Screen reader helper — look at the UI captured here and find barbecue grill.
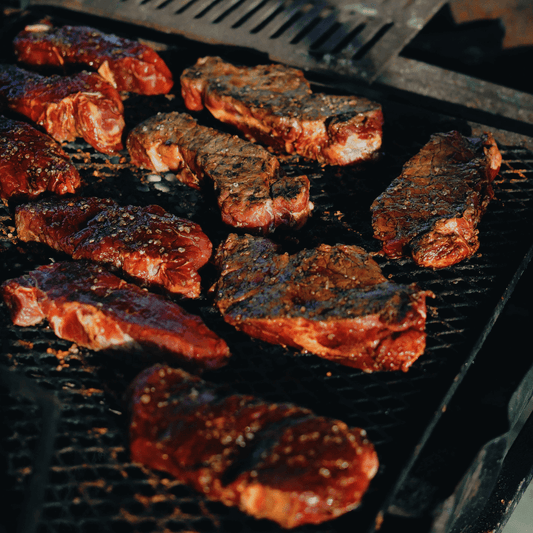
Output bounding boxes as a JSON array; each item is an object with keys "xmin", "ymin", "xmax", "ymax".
[{"xmin": 2, "ymin": 2, "xmax": 533, "ymax": 533}]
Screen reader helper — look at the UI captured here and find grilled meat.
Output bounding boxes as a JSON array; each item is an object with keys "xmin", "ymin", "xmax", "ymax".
[
  {"xmin": 1, "ymin": 262, "xmax": 230, "ymax": 371},
  {"xmin": 212, "ymin": 234, "xmax": 433, "ymax": 372},
  {"xmin": 128, "ymin": 364, "xmax": 378, "ymax": 528},
  {"xmin": 14, "ymin": 24, "xmax": 173, "ymax": 95},
  {"xmin": 0, "ymin": 64, "xmax": 124, "ymax": 154},
  {"xmin": 0, "ymin": 115, "xmax": 81, "ymax": 200},
  {"xmin": 15, "ymin": 197, "xmax": 212, "ymax": 298},
  {"xmin": 180, "ymin": 56, "xmax": 383, "ymax": 166},
  {"xmin": 127, "ymin": 112, "xmax": 311, "ymax": 234},
  {"xmin": 371, "ymin": 131, "xmax": 502, "ymax": 269}
]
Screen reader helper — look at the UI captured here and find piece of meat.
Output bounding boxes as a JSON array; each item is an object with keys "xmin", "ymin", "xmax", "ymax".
[
  {"xmin": 1, "ymin": 262, "xmax": 230, "ymax": 371},
  {"xmin": 127, "ymin": 112, "xmax": 311, "ymax": 234},
  {"xmin": 180, "ymin": 56, "xmax": 383, "ymax": 166},
  {"xmin": 14, "ymin": 24, "xmax": 173, "ymax": 95},
  {"xmin": 371, "ymin": 131, "xmax": 502, "ymax": 269},
  {"xmin": 0, "ymin": 64, "xmax": 124, "ymax": 154},
  {"xmin": 128, "ymin": 364, "xmax": 378, "ymax": 528},
  {"xmin": 15, "ymin": 197, "xmax": 212, "ymax": 298},
  {"xmin": 212, "ymin": 234, "xmax": 434, "ymax": 372},
  {"xmin": 0, "ymin": 115, "xmax": 81, "ymax": 200}
]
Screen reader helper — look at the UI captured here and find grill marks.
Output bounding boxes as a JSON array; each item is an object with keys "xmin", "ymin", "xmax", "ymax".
[
  {"xmin": 180, "ymin": 56, "xmax": 383, "ymax": 166},
  {"xmin": 371, "ymin": 131, "xmax": 502, "ymax": 269},
  {"xmin": 13, "ymin": 24, "xmax": 174, "ymax": 95},
  {"xmin": 128, "ymin": 364, "xmax": 378, "ymax": 528},
  {"xmin": 127, "ymin": 111, "xmax": 311, "ymax": 234},
  {"xmin": 1, "ymin": 262, "xmax": 230, "ymax": 371},
  {"xmin": 0, "ymin": 116, "xmax": 81, "ymax": 200},
  {"xmin": 14, "ymin": 197, "xmax": 212, "ymax": 298},
  {"xmin": 0, "ymin": 64, "xmax": 125, "ymax": 154},
  {"xmin": 213, "ymin": 234, "xmax": 433, "ymax": 372}
]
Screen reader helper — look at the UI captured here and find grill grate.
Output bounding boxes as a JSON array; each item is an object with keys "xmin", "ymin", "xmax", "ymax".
[
  {"xmin": 2, "ymin": 17, "xmax": 533, "ymax": 533},
  {"xmin": 22, "ymin": 0, "xmax": 447, "ymax": 82}
]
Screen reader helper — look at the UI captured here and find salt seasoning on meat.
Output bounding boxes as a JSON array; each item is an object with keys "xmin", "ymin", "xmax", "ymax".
[
  {"xmin": 1, "ymin": 262, "xmax": 230, "ymax": 371},
  {"xmin": 371, "ymin": 130, "xmax": 502, "ymax": 269},
  {"xmin": 128, "ymin": 364, "xmax": 378, "ymax": 528},
  {"xmin": 181, "ymin": 56, "xmax": 383, "ymax": 166},
  {"xmin": 127, "ymin": 112, "xmax": 312, "ymax": 234},
  {"xmin": 0, "ymin": 64, "xmax": 125, "ymax": 154},
  {"xmin": 0, "ymin": 115, "xmax": 81, "ymax": 200},
  {"xmin": 212, "ymin": 234, "xmax": 434, "ymax": 372},
  {"xmin": 14, "ymin": 24, "xmax": 173, "ymax": 95},
  {"xmin": 15, "ymin": 197, "xmax": 212, "ymax": 298}
]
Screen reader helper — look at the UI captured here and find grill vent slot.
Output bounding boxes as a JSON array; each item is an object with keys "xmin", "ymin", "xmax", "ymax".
[{"xmin": 24, "ymin": 0, "xmax": 448, "ymax": 82}]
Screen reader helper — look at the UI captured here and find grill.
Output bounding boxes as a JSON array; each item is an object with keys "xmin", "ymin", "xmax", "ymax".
[{"xmin": 2, "ymin": 3, "xmax": 533, "ymax": 533}]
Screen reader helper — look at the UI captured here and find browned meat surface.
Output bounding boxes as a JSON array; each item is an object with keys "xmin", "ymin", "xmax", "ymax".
[
  {"xmin": 212, "ymin": 234, "xmax": 433, "ymax": 372},
  {"xmin": 180, "ymin": 56, "xmax": 383, "ymax": 166},
  {"xmin": 128, "ymin": 364, "xmax": 378, "ymax": 528},
  {"xmin": 371, "ymin": 131, "xmax": 502, "ymax": 269},
  {"xmin": 15, "ymin": 197, "xmax": 212, "ymax": 298},
  {"xmin": 0, "ymin": 64, "xmax": 124, "ymax": 154},
  {"xmin": 127, "ymin": 112, "xmax": 311, "ymax": 234},
  {"xmin": 1, "ymin": 262, "xmax": 230, "ymax": 371},
  {"xmin": 0, "ymin": 115, "xmax": 81, "ymax": 200},
  {"xmin": 14, "ymin": 24, "xmax": 173, "ymax": 95}
]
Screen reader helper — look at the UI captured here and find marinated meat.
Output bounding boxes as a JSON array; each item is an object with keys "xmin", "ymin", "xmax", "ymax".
[
  {"xmin": 180, "ymin": 56, "xmax": 383, "ymax": 166},
  {"xmin": 127, "ymin": 112, "xmax": 311, "ymax": 234},
  {"xmin": 0, "ymin": 64, "xmax": 124, "ymax": 154},
  {"xmin": 371, "ymin": 131, "xmax": 502, "ymax": 269},
  {"xmin": 15, "ymin": 197, "xmax": 212, "ymax": 298},
  {"xmin": 0, "ymin": 115, "xmax": 81, "ymax": 200},
  {"xmin": 14, "ymin": 24, "xmax": 173, "ymax": 95},
  {"xmin": 212, "ymin": 234, "xmax": 434, "ymax": 372},
  {"xmin": 128, "ymin": 364, "xmax": 378, "ymax": 528},
  {"xmin": 1, "ymin": 262, "xmax": 230, "ymax": 371}
]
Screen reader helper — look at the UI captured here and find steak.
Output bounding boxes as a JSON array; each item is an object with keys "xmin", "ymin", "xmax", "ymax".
[
  {"xmin": 14, "ymin": 24, "xmax": 173, "ymax": 95},
  {"xmin": 180, "ymin": 56, "xmax": 383, "ymax": 166},
  {"xmin": 0, "ymin": 115, "xmax": 81, "ymax": 200},
  {"xmin": 128, "ymin": 364, "xmax": 378, "ymax": 528},
  {"xmin": 15, "ymin": 197, "xmax": 212, "ymax": 298},
  {"xmin": 371, "ymin": 131, "xmax": 502, "ymax": 269},
  {"xmin": 212, "ymin": 234, "xmax": 434, "ymax": 372},
  {"xmin": 0, "ymin": 64, "xmax": 124, "ymax": 154},
  {"xmin": 127, "ymin": 112, "xmax": 312, "ymax": 234},
  {"xmin": 1, "ymin": 262, "xmax": 230, "ymax": 371}
]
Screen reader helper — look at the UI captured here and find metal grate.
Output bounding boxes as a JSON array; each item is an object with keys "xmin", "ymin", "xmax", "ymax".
[
  {"xmin": 21, "ymin": 0, "xmax": 447, "ymax": 82},
  {"xmin": 2, "ymin": 22, "xmax": 533, "ymax": 533}
]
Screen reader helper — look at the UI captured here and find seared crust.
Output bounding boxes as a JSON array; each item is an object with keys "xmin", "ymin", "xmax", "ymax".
[
  {"xmin": 213, "ymin": 234, "xmax": 433, "ymax": 372},
  {"xmin": 128, "ymin": 364, "xmax": 378, "ymax": 528},
  {"xmin": 0, "ymin": 64, "xmax": 124, "ymax": 154},
  {"xmin": 127, "ymin": 112, "xmax": 311, "ymax": 234},
  {"xmin": 15, "ymin": 197, "xmax": 212, "ymax": 298},
  {"xmin": 1, "ymin": 262, "xmax": 230, "ymax": 371},
  {"xmin": 181, "ymin": 56, "xmax": 383, "ymax": 166},
  {"xmin": 14, "ymin": 24, "xmax": 173, "ymax": 95},
  {"xmin": 371, "ymin": 131, "xmax": 502, "ymax": 269},
  {"xmin": 0, "ymin": 115, "xmax": 81, "ymax": 200}
]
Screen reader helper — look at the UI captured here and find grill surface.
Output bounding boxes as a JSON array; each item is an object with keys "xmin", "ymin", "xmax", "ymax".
[{"xmin": 2, "ymin": 8, "xmax": 533, "ymax": 533}]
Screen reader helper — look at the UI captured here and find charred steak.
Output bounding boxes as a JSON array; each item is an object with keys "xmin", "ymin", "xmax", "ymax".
[
  {"xmin": 128, "ymin": 364, "xmax": 378, "ymax": 528},
  {"xmin": 371, "ymin": 131, "xmax": 502, "ymax": 269},
  {"xmin": 0, "ymin": 115, "xmax": 81, "ymax": 200},
  {"xmin": 1, "ymin": 262, "xmax": 230, "ymax": 371},
  {"xmin": 0, "ymin": 64, "xmax": 124, "ymax": 154},
  {"xmin": 15, "ymin": 197, "xmax": 212, "ymax": 298},
  {"xmin": 212, "ymin": 234, "xmax": 433, "ymax": 372},
  {"xmin": 127, "ymin": 112, "xmax": 311, "ymax": 234},
  {"xmin": 181, "ymin": 56, "xmax": 383, "ymax": 166},
  {"xmin": 14, "ymin": 24, "xmax": 173, "ymax": 95}
]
